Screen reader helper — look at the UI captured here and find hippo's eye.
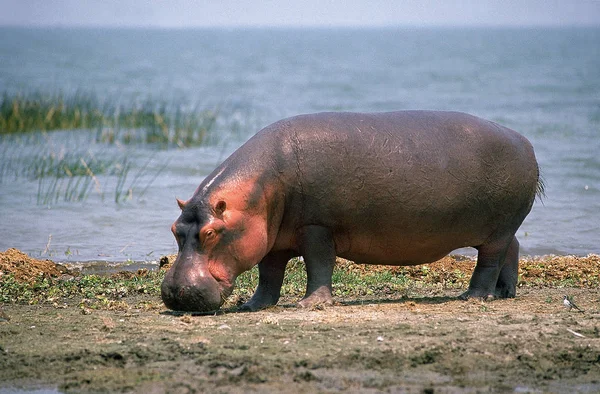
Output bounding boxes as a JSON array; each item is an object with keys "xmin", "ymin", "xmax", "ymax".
[{"xmin": 202, "ymin": 229, "xmax": 216, "ymax": 245}]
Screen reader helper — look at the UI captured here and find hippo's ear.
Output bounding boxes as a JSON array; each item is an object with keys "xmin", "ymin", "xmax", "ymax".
[
  {"xmin": 214, "ymin": 200, "xmax": 227, "ymax": 216},
  {"xmin": 176, "ymin": 198, "xmax": 187, "ymax": 211}
]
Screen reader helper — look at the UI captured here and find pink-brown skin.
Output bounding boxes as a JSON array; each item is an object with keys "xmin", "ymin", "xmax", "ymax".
[{"xmin": 161, "ymin": 111, "xmax": 543, "ymax": 312}]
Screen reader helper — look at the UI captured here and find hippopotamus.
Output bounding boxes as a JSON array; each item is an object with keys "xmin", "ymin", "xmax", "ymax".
[{"xmin": 161, "ymin": 111, "xmax": 542, "ymax": 312}]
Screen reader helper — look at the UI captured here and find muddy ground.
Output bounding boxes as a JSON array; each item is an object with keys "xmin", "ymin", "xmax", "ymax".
[{"xmin": 1, "ymin": 250, "xmax": 600, "ymax": 393}]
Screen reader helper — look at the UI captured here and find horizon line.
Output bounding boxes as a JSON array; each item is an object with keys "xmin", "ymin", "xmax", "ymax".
[{"xmin": 1, "ymin": 23, "xmax": 599, "ymax": 30}]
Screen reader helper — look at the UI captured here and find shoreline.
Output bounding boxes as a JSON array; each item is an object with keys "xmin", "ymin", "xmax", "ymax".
[
  {"xmin": 58, "ymin": 253, "xmax": 600, "ymax": 283},
  {"xmin": 46, "ymin": 251, "xmax": 600, "ymax": 271},
  {"xmin": 2, "ymin": 247, "xmax": 600, "ymax": 282}
]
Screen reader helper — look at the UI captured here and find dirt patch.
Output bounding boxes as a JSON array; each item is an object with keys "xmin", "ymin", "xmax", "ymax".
[
  {"xmin": 1, "ymin": 289, "xmax": 600, "ymax": 393},
  {"xmin": 0, "ymin": 248, "xmax": 73, "ymax": 283}
]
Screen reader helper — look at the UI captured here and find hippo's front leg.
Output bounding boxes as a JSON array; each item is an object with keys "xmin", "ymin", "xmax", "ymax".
[
  {"xmin": 240, "ymin": 251, "xmax": 294, "ymax": 311},
  {"xmin": 297, "ymin": 225, "xmax": 335, "ymax": 308}
]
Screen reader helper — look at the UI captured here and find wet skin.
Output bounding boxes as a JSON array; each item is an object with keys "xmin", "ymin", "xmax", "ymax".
[{"xmin": 161, "ymin": 111, "xmax": 542, "ymax": 312}]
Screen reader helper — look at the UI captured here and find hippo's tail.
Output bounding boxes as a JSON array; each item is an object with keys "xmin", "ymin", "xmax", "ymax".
[{"xmin": 535, "ymin": 167, "xmax": 546, "ymax": 203}]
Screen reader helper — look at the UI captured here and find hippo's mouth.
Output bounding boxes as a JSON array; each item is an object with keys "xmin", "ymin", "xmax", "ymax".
[{"xmin": 161, "ymin": 274, "xmax": 234, "ymax": 312}]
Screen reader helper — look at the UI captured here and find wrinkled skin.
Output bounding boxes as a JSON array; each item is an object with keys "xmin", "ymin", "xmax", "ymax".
[{"xmin": 161, "ymin": 111, "xmax": 542, "ymax": 312}]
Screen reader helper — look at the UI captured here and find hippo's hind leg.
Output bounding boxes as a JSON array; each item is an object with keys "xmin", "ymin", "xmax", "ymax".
[
  {"xmin": 239, "ymin": 250, "xmax": 295, "ymax": 312},
  {"xmin": 297, "ymin": 225, "xmax": 336, "ymax": 309},
  {"xmin": 494, "ymin": 236, "xmax": 519, "ymax": 298},
  {"xmin": 461, "ymin": 234, "xmax": 519, "ymax": 300}
]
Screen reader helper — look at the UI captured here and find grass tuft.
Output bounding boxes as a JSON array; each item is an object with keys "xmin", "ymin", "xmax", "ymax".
[
  {"xmin": 0, "ymin": 270, "xmax": 164, "ymax": 306},
  {"xmin": 1, "ymin": 91, "xmax": 220, "ymax": 147}
]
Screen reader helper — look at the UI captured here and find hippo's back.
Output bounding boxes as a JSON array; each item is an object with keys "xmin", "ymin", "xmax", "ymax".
[{"xmin": 255, "ymin": 111, "xmax": 540, "ymax": 264}]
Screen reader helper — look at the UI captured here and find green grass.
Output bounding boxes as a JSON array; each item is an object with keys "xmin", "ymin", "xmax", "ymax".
[
  {"xmin": 0, "ymin": 260, "xmax": 380, "ymax": 306},
  {"xmin": 0, "ymin": 91, "xmax": 219, "ymax": 147},
  {"xmin": 1, "ymin": 148, "xmax": 117, "ymax": 182},
  {"xmin": 0, "ymin": 270, "xmax": 165, "ymax": 306},
  {"xmin": 0, "ymin": 91, "xmax": 104, "ymax": 133},
  {"xmin": 2, "ymin": 254, "xmax": 599, "ymax": 310},
  {"xmin": 0, "ymin": 259, "xmax": 414, "ymax": 309}
]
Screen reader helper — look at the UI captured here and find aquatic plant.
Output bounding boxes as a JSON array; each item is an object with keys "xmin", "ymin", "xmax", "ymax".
[
  {"xmin": 96, "ymin": 101, "xmax": 219, "ymax": 147},
  {"xmin": 113, "ymin": 156, "xmax": 171, "ymax": 203},
  {"xmin": 0, "ymin": 91, "xmax": 105, "ymax": 134},
  {"xmin": 0, "ymin": 91, "xmax": 257, "ymax": 207},
  {"xmin": 0, "ymin": 146, "xmax": 162, "ymax": 205},
  {"xmin": 0, "ymin": 91, "xmax": 220, "ymax": 148},
  {"xmin": 31, "ymin": 152, "xmax": 129, "ymax": 204},
  {"xmin": 27, "ymin": 151, "xmax": 115, "ymax": 180},
  {"xmin": 33, "ymin": 154, "xmax": 169, "ymax": 205}
]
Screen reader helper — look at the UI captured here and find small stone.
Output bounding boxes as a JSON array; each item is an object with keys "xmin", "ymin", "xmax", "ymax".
[
  {"xmin": 0, "ymin": 309, "xmax": 10, "ymax": 322},
  {"xmin": 260, "ymin": 315, "xmax": 279, "ymax": 325},
  {"xmin": 180, "ymin": 315, "xmax": 193, "ymax": 324}
]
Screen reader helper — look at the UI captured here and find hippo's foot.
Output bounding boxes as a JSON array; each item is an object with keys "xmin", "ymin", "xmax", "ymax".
[
  {"xmin": 459, "ymin": 287, "xmax": 515, "ymax": 301},
  {"xmin": 238, "ymin": 302, "xmax": 270, "ymax": 312},
  {"xmin": 298, "ymin": 286, "xmax": 333, "ymax": 309},
  {"xmin": 238, "ymin": 251, "xmax": 294, "ymax": 312},
  {"xmin": 493, "ymin": 283, "xmax": 516, "ymax": 299},
  {"xmin": 458, "ymin": 289, "xmax": 495, "ymax": 301},
  {"xmin": 462, "ymin": 235, "xmax": 520, "ymax": 301},
  {"xmin": 493, "ymin": 237, "xmax": 519, "ymax": 299},
  {"xmin": 238, "ymin": 295, "xmax": 278, "ymax": 312}
]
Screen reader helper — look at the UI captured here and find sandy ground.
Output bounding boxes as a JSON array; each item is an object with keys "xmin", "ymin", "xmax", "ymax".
[
  {"xmin": 1, "ymin": 286, "xmax": 599, "ymax": 393},
  {"xmin": 1, "ymin": 248, "xmax": 600, "ymax": 393}
]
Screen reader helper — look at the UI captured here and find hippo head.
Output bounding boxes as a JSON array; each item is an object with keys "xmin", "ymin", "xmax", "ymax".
[{"xmin": 161, "ymin": 196, "xmax": 269, "ymax": 312}]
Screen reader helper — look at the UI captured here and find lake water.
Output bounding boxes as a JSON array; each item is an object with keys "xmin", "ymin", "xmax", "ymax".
[{"xmin": 0, "ymin": 27, "xmax": 599, "ymax": 267}]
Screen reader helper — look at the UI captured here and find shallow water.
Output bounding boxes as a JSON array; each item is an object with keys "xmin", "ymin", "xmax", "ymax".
[{"xmin": 0, "ymin": 27, "xmax": 599, "ymax": 264}]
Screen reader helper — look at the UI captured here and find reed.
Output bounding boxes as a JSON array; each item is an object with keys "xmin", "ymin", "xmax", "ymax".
[
  {"xmin": 0, "ymin": 91, "xmax": 104, "ymax": 134},
  {"xmin": 26, "ymin": 151, "xmax": 112, "ymax": 180},
  {"xmin": 0, "ymin": 147, "xmax": 149, "ymax": 205},
  {"xmin": 1, "ymin": 91, "xmax": 219, "ymax": 147},
  {"xmin": 0, "ymin": 91, "xmax": 249, "ymax": 206},
  {"xmin": 30, "ymin": 152, "xmax": 126, "ymax": 204},
  {"xmin": 113, "ymin": 156, "xmax": 171, "ymax": 203},
  {"xmin": 0, "ymin": 139, "xmax": 170, "ymax": 206},
  {"xmin": 31, "ymin": 153, "xmax": 166, "ymax": 206}
]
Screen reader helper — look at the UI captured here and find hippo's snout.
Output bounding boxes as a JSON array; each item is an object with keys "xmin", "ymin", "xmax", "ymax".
[{"xmin": 161, "ymin": 272, "xmax": 224, "ymax": 312}]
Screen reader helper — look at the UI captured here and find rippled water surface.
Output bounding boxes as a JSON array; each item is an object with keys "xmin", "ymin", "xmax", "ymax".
[{"xmin": 0, "ymin": 27, "xmax": 599, "ymax": 264}]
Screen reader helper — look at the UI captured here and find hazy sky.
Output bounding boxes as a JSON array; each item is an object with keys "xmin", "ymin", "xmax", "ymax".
[{"xmin": 2, "ymin": 0, "xmax": 599, "ymax": 28}]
